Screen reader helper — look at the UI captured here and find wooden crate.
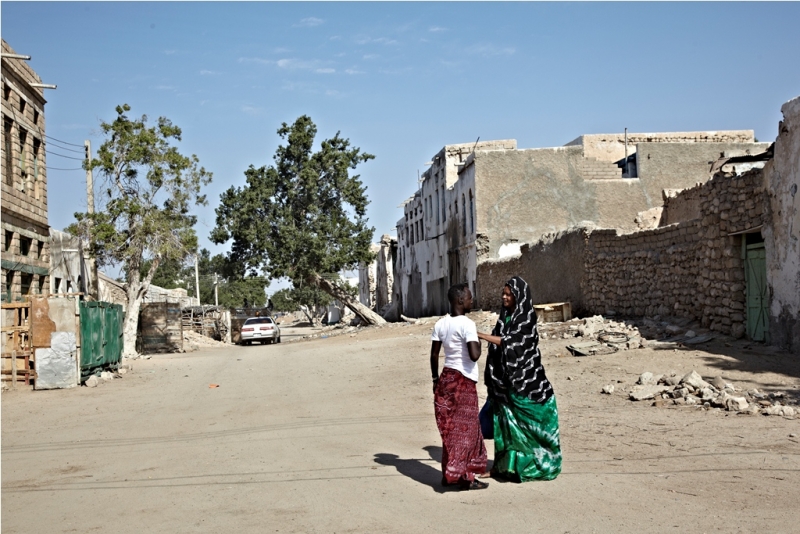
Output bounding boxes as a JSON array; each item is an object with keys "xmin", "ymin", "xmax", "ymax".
[{"xmin": 533, "ymin": 302, "xmax": 572, "ymax": 323}]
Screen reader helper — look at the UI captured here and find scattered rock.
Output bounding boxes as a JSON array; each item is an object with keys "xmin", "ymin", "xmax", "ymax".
[
  {"xmin": 637, "ymin": 372, "xmax": 655, "ymax": 385},
  {"xmin": 85, "ymin": 376, "xmax": 99, "ymax": 388},
  {"xmin": 602, "ymin": 384, "xmax": 615, "ymax": 394},
  {"xmin": 665, "ymin": 375, "xmax": 682, "ymax": 386},
  {"xmin": 100, "ymin": 371, "xmax": 114, "ymax": 381},
  {"xmin": 680, "ymin": 370, "xmax": 711, "ymax": 390},
  {"xmin": 725, "ymin": 396, "xmax": 749, "ymax": 412},
  {"xmin": 684, "ymin": 330, "xmax": 697, "ymax": 338},
  {"xmin": 710, "ymin": 376, "xmax": 727, "ymax": 390},
  {"xmin": 630, "ymin": 385, "xmax": 670, "ymax": 401},
  {"xmin": 118, "ymin": 368, "xmax": 128, "ymax": 375}
]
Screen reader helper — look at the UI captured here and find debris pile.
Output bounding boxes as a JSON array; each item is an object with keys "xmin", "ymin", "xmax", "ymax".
[
  {"xmin": 84, "ymin": 364, "xmax": 132, "ymax": 388},
  {"xmin": 183, "ymin": 330, "xmax": 230, "ymax": 352},
  {"xmin": 604, "ymin": 370, "xmax": 797, "ymax": 417}
]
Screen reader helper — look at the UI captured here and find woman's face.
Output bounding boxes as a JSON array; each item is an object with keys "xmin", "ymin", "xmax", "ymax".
[{"xmin": 502, "ymin": 285, "xmax": 516, "ymax": 310}]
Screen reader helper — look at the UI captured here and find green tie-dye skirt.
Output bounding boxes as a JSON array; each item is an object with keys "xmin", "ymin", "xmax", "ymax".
[{"xmin": 493, "ymin": 393, "xmax": 562, "ymax": 482}]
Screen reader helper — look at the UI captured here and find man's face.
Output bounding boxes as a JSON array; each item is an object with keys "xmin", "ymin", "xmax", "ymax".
[{"xmin": 462, "ymin": 289, "xmax": 473, "ymax": 313}]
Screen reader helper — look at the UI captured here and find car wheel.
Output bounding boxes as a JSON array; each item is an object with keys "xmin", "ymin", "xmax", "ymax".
[{"xmin": 277, "ymin": 336, "xmax": 281, "ymax": 344}]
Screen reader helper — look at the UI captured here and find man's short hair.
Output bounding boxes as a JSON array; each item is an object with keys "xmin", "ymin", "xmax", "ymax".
[{"xmin": 448, "ymin": 283, "xmax": 469, "ymax": 304}]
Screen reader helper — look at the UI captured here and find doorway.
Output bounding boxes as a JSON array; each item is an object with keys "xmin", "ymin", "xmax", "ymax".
[{"xmin": 744, "ymin": 233, "xmax": 768, "ymax": 342}]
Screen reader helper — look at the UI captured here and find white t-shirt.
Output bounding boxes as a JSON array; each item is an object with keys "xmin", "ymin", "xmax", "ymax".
[{"xmin": 431, "ymin": 314, "xmax": 480, "ymax": 382}]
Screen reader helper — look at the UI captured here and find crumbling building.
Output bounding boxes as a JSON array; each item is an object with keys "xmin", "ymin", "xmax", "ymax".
[{"xmin": 395, "ymin": 130, "xmax": 767, "ymax": 317}]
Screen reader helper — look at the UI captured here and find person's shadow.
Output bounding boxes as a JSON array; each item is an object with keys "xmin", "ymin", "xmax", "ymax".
[{"xmin": 374, "ymin": 446, "xmax": 494, "ymax": 493}]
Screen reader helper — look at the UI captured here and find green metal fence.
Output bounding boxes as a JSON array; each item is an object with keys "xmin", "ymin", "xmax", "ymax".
[{"xmin": 79, "ymin": 301, "xmax": 124, "ymax": 379}]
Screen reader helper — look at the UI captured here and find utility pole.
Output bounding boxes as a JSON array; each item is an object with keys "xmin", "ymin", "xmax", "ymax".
[
  {"xmin": 214, "ymin": 273, "xmax": 219, "ymax": 306},
  {"xmin": 194, "ymin": 254, "xmax": 200, "ymax": 304},
  {"xmin": 84, "ymin": 140, "xmax": 98, "ymax": 300}
]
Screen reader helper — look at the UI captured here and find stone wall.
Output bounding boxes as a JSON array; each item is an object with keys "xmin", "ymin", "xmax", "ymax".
[
  {"xmin": 585, "ymin": 168, "xmax": 765, "ymax": 337},
  {"xmin": 568, "ymin": 131, "xmax": 756, "ymax": 162},
  {"xmin": 477, "ymin": 227, "xmax": 589, "ymax": 313}
]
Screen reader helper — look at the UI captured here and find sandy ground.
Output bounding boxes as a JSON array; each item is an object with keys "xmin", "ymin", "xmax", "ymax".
[{"xmin": 2, "ymin": 318, "xmax": 799, "ymax": 533}]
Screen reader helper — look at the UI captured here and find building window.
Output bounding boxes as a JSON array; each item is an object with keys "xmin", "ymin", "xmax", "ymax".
[
  {"xmin": 462, "ymin": 194, "xmax": 467, "ymax": 237},
  {"xmin": 54, "ymin": 277, "xmax": 62, "ymax": 294},
  {"xmin": 37, "ymin": 276, "xmax": 45, "ymax": 295},
  {"xmin": 35, "ymin": 239, "xmax": 43, "ymax": 259},
  {"xmin": 469, "ymin": 190, "xmax": 474, "ymax": 235},
  {"xmin": 33, "ymin": 138, "xmax": 40, "ymax": 198},
  {"xmin": 4, "ymin": 231, "xmax": 12, "ymax": 252},
  {"xmin": 33, "ymin": 109, "xmax": 39, "ymax": 125},
  {"xmin": 4, "ymin": 271, "xmax": 14, "ymax": 302},
  {"xmin": 420, "ymin": 220, "xmax": 424, "ymax": 241},
  {"xmin": 435, "ymin": 190, "xmax": 440, "ymax": 225},
  {"xmin": 426, "ymin": 261, "xmax": 430, "ymax": 275},
  {"xmin": 18, "ymin": 128, "xmax": 28, "ymax": 192},
  {"xmin": 20, "ymin": 273, "xmax": 33, "ymax": 296},
  {"xmin": 19, "ymin": 236, "xmax": 32, "ymax": 256},
  {"xmin": 19, "ymin": 98, "xmax": 26, "ymax": 115},
  {"xmin": 3, "ymin": 84, "xmax": 10, "ymax": 101},
  {"xmin": 441, "ymin": 186, "xmax": 446, "ymax": 222},
  {"xmin": 4, "ymin": 119, "xmax": 12, "ymax": 186}
]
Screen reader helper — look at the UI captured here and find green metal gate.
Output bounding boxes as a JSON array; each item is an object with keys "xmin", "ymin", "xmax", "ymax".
[
  {"xmin": 80, "ymin": 301, "xmax": 124, "ymax": 379},
  {"xmin": 744, "ymin": 242, "xmax": 769, "ymax": 342}
]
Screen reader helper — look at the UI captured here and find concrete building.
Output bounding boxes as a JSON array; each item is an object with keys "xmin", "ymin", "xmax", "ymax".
[
  {"xmin": 357, "ymin": 234, "xmax": 396, "ymax": 312},
  {"xmin": 1, "ymin": 40, "xmax": 50, "ymax": 302},
  {"xmin": 396, "ymin": 131, "xmax": 768, "ymax": 316}
]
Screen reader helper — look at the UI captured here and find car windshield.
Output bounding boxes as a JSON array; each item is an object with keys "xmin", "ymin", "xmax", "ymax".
[{"xmin": 244, "ymin": 317, "xmax": 274, "ymax": 325}]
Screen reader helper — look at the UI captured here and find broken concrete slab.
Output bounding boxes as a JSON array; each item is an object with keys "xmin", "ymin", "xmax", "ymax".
[{"xmin": 629, "ymin": 385, "xmax": 670, "ymax": 401}]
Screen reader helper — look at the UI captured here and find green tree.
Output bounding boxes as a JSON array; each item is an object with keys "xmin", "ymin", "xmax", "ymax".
[
  {"xmin": 211, "ymin": 116, "xmax": 384, "ymax": 324},
  {"xmin": 68, "ymin": 104, "xmax": 212, "ymax": 358},
  {"xmin": 189, "ymin": 248, "xmax": 269, "ymax": 308}
]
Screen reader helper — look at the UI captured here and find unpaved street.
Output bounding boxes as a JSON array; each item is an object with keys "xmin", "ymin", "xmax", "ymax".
[{"xmin": 2, "ymin": 321, "xmax": 799, "ymax": 533}]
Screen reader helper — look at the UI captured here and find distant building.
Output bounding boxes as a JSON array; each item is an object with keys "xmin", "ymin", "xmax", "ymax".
[
  {"xmin": 395, "ymin": 131, "xmax": 768, "ymax": 316},
  {"xmin": 1, "ymin": 40, "xmax": 50, "ymax": 302}
]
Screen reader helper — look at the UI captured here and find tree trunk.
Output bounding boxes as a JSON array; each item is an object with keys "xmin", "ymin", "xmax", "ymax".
[
  {"xmin": 313, "ymin": 274, "xmax": 386, "ymax": 325},
  {"xmin": 122, "ymin": 257, "xmax": 160, "ymax": 359},
  {"xmin": 299, "ymin": 305, "xmax": 317, "ymax": 326}
]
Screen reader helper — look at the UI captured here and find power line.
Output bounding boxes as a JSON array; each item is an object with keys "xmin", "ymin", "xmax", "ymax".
[
  {"xmin": 46, "ymin": 165, "xmax": 83, "ymax": 171},
  {"xmin": 43, "ymin": 140, "xmax": 84, "ymax": 154},
  {"xmin": 44, "ymin": 134, "xmax": 83, "ymax": 147},
  {"xmin": 46, "ymin": 149, "xmax": 85, "ymax": 161}
]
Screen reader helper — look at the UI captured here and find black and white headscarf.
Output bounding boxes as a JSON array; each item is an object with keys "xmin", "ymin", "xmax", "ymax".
[{"xmin": 485, "ymin": 276, "xmax": 554, "ymax": 404}]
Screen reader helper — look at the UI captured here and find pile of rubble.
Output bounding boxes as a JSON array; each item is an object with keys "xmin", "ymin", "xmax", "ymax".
[
  {"xmin": 84, "ymin": 364, "xmax": 132, "ymax": 388},
  {"xmin": 535, "ymin": 314, "xmax": 717, "ymax": 355},
  {"xmin": 183, "ymin": 330, "xmax": 229, "ymax": 352},
  {"xmin": 603, "ymin": 370, "xmax": 797, "ymax": 417}
]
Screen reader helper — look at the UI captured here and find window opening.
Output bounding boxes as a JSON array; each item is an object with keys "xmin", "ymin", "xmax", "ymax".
[
  {"xmin": 435, "ymin": 190, "xmax": 440, "ymax": 225},
  {"xmin": 19, "ymin": 236, "xmax": 32, "ymax": 256},
  {"xmin": 469, "ymin": 190, "xmax": 474, "ymax": 235},
  {"xmin": 37, "ymin": 276, "xmax": 45, "ymax": 295},
  {"xmin": 19, "ymin": 98, "xmax": 26, "ymax": 115},
  {"xmin": 54, "ymin": 277, "xmax": 62, "ymax": 293},
  {"xmin": 4, "ymin": 231, "xmax": 13, "ymax": 252},
  {"xmin": 4, "ymin": 119, "xmax": 12, "ymax": 185},
  {"xmin": 3, "ymin": 84, "xmax": 10, "ymax": 101},
  {"xmin": 33, "ymin": 109, "xmax": 39, "ymax": 125},
  {"xmin": 462, "ymin": 194, "xmax": 467, "ymax": 237},
  {"xmin": 4, "ymin": 270, "xmax": 13, "ymax": 302},
  {"xmin": 20, "ymin": 273, "xmax": 33, "ymax": 296},
  {"xmin": 18, "ymin": 128, "xmax": 27, "ymax": 191}
]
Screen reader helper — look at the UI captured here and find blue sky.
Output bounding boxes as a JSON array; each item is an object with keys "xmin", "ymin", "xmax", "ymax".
[{"xmin": 3, "ymin": 2, "xmax": 800, "ymax": 289}]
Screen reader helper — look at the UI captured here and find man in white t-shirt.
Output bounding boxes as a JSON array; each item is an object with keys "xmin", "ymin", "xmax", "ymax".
[{"xmin": 430, "ymin": 283, "xmax": 489, "ymax": 490}]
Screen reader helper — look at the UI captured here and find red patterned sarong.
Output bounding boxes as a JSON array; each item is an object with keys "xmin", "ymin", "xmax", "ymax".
[{"xmin": 434, "ymin": 367, "xmax": 488, "ymax": 484}]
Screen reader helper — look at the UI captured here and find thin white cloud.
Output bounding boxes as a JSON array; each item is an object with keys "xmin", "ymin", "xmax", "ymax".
[
  {"xmin": 238, "ymin": 57, "xmax": 274, "ymax": 65},
  {"xmin": 294, "ymin": 17, "xmax": 324, "ymax": 28},
  {"xmin": 163, "ymin": 49, "xmax": 177, "ymax": 55},
  {"xmin": 345, "ymin": 68, "xmax": 365, "ymax": 75},
  {"xmin": 363, "ymin": 54, "xmax": 379, "ymax": 60},
  {"xmin": 355, "ymin": 36, "xmax": 398, "ymax": 46},
  {"xmin": 465, "ymin": 43, "xmax": 515, "ymax": 57},
  {"xmin": 200, "ymin": 70, "xmax": 221, "ymax": 76},
  {"xmin": 241, "ymin": 105, "xmax": 264, "ymax": 116},
  {"xmin": 429, "ymin": 26, "xmax": 448, "ymax": 32},
  {"xmin": 315, "ymin": 68, "xmax": 336, "ymax": 74},
  {"xmin": 155, "ymin": 85, "xmax": 177, "ymax": 91}
]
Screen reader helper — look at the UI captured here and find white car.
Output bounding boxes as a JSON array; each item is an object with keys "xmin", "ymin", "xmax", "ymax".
[{"xmin": 240, "ymin": 316, "xmax": 281, "ymax": 345}]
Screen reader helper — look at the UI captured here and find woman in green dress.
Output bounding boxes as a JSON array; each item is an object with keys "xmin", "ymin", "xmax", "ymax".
[{"xmin": 477, "ymin": 276, "xmax": 562, "ymax": 482}]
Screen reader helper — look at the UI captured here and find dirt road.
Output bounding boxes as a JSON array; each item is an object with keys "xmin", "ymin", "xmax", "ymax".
[{"xmin": 2, "ymin": 321, "xmax": 799, "ymax": 533}]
